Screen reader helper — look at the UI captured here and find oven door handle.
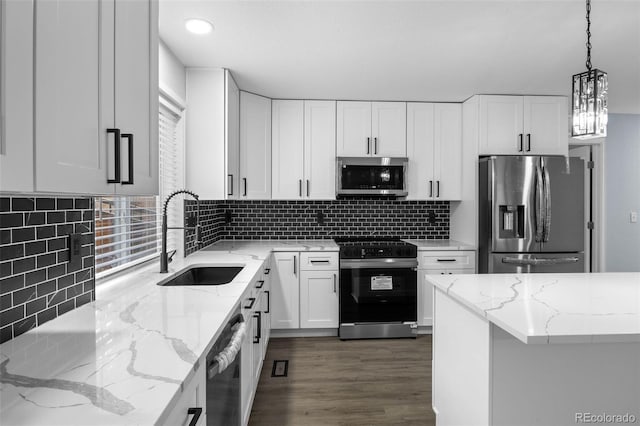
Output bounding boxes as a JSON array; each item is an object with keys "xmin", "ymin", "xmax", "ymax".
[{"xmin": 339, "ymin": 259, "xmax": 418, "ymax": 269}]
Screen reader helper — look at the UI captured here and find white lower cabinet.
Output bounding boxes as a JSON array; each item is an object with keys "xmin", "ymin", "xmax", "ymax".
[
  {"xmin": 299, "ymin": 270, "xmax": 339, "ymax": 328},
  {"xmin": 161, "ymin": 361, "xmax": 206, "ymax": 426},
  {"xmin": 271, "ymin": 252, "xmax": 300, "ymax": 329},
  {"xmin": 418, "ymin": 250, "xmax": 476, "ymax": 326}
]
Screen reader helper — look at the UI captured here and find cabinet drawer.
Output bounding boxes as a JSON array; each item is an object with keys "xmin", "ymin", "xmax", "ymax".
[
  {"xmin": 299, "ymin": 252, "xmax": 339, "ymax": 271},
  {"xmin": 419, "ymin": 251, "xmax": 476, "ymax": 270}
]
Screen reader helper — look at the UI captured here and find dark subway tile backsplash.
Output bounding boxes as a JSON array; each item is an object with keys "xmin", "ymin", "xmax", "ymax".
[
  {"xmin": 185, "ymin": 198, "xmax": 450, "ymax": 255},
  {"xmin": 0, "ymin": 196, "xmax": 94, "ymax": 344}
]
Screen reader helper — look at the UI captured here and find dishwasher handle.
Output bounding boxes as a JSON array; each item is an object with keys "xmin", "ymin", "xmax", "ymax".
[{"xmin": 207, "ymin": 314, "xmax": 246, "ymax": 379}]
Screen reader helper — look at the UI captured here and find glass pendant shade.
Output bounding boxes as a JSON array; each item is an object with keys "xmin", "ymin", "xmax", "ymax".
[{"xmin": 572, "ymin": 68, "xmax": 608, "ymax": 139}]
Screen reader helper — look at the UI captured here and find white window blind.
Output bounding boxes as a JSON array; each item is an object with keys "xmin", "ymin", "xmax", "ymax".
[{"xmin": 95, "ymin": 95, "xmax": 185, "ymax": 277}]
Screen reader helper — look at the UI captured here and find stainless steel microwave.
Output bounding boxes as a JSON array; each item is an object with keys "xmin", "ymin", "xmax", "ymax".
[{"xmin": 336, "ymin": 157, "xmax": 408, "ymax": 196}]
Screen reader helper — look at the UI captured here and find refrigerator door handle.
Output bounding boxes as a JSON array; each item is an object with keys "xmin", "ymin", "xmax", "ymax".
[
  {"xmin": 542, "ymin": 161, "xmax": 552, "ymax": 242},
  {"xmin": 535, "ymin": 162, "xmax": 544, "ymax": 242},
  {"xmin": 502, "ymin": 256, "xmax": 580, "ymax": 266}
]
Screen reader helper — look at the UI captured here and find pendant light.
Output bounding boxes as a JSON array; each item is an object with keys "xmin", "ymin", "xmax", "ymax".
[{"xmin": 572, "ymin": 0, "xmax": 608, "ymax": 139}]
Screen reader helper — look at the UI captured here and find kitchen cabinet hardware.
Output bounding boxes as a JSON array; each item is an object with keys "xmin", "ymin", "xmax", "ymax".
[
  {"xmin": 366, "ymin": 137, "xmax": 370, "ymax": 154},
  {"xmin": 187, "ymin": 408, "xmax": 202, "ymax": 426},
  {"xmin": 374, "ymin": 137, "xmax": 378, "ymax": 155},
  {"xmin": 264, "ymin": 268, "xmax": 270, "ymax": 275},
  {"xmin": 518, "ymin": 134, "xmax": 523, "ymax": 152},
  {"xmin": 310, "ymin": 259, "xmax": 330, "ymax": 264},
  {"xmin": 243, "ymin": 177, "xmax": 247, "ymax": 196},
  {"xmin": 264, "ymin": 290, "xmax": 270, "ymax": 313},
  {"xmin": 333, "ymin": 274, "xmax": 337, "ymax": 293},
  {"xmin": 244, "ymin": 297, "xmax": 256, "ymax": 309},
  {"xmin": 436, "ymin": 180, "xmax": 440, "ymax": 198},
  {"xmin": 107, "ymin": 128, "xmax": 121, "ymax": 183},
  {"xmin": 227, "ymin": 174, "xmax": 233, "ymax": 196},
  {"xmin": 436, "ymin": 258, "xmax": 457, "ymax": 262},
  {"xmin": 299, "ymin": 179, "xmax": 302, "ymax": 197},
  {"xmin": 121, "ymin": 133, "xmax": 134, "ymax": 185},
  {"xmin": 526, "ymin": 134, "xmax": 531, "ymax": 152},
  {"xmin": 293, "ymin": 255, "xmax": 297, "ymax": 275},
  {"xmin": 306, "ymin": 179, "xmax": 309, "ymax": 196},
  {"xmin": 256, "ymin": 280, "xmax": 265, "ymax": 289},
  {"xmin": 429, "ymin": 180, "xmax": 433, "ymax": 198},
  {"xmin": 253, "ymin": 312, "xmax": 261, "ymax": 344}
]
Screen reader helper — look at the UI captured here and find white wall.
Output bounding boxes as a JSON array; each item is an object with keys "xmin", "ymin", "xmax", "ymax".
[
  {"xmin": 159, "ymin": 40, "xmax": 186, "ymax": 102},
  {"xmin": 604, "ymin": 114, "xmax": 640, "ymax": 272}
]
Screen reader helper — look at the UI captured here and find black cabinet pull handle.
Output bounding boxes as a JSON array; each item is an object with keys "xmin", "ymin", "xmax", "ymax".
[
  {"xmin": 106, "ymin": 128, "xmax": 121, "ymax": 183},
  {"xmin": 256, "ymin": 280, "xmax": 265, "ymax": 289},
  {"xmin": 429, "ymin": 180, "xmax": 433, "ymax": 198},
  {"xmin": 244, "ymin": 297, "xmax": 255, "ymax": 309},
  {"xmin": 187, "ymin": 408, "xmax": 202, "ymax": 426},
  {"xmin": 526, "ymin": 134, "xmax": 531, "ymax": 152},
  {"xmin": 518, "ymin": 134, "xmax": 523, "ymax": 152},
  {"xmin": 120, "ymin": 133, "xmax": 134, "ymax": 185},
  {"xmin": 436, "ymin": 258, "xmax": 457, "ymax": 262},
  {"xmin": 436, "ymin": 180, "xmax": 440, "ymax": 198},
  {"xmin": 299, "ymin": 179, "xmax": 302, "ymax": 197},
  {"xmin": 243, "ymin": 178, "xmax": 247, "ymax": 196},
  {"xmin": 293, "ymin": 255, "xmax": 297, "ymax": 275},
  {"xmin": 253, "ymin": 311, "xmax": 261, "ymax": 344},
  {"xmin": 265, "ymin": 290, "xmax": 270, "ymax": 313},
  {"xmin": 228, "ymin": 174, "xmax": 233, "ymax": 196},
  {"xmin": 366, "ymin": 137, "xmax": 370, "ymax": 154},
  {"xmin": 264, "ymin": 268, "xmax": 270, "ymax": 275},
  {"xmin": 306, "ymin": 179, "xmax": 310, "ymax": 197},
  {"xmin": 374, "ymin": 137, "xmax": 378, "ymax": 155}
]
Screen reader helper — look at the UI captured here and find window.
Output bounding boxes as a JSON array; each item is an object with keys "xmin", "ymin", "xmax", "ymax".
[{"xmin": 95, "ymin": 94, "xmax": 185, "ymax": 277}]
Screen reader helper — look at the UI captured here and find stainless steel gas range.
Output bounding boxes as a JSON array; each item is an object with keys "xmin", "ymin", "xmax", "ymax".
[{"xmin": 336, "ymin": 238, "xmax": 418, "ymax": 339}]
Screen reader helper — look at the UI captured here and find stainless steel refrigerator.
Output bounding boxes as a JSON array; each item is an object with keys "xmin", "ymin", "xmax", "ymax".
[{"xmin": 478, "ymin": 156, "xmax": 585, "ymax": 273}]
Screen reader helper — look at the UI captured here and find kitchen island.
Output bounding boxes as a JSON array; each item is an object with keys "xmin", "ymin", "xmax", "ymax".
[
  {"xmin": 428, "ymin": 272, "xmax": 640, "ymax": 426},
  {"xmin": 0, "ymin": 240, "xmax": 337, "ymax": 425}
]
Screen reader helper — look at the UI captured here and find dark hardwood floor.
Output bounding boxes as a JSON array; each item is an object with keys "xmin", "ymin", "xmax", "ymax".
[{"xmin": 248, "ymin": 335, "xmax": 434, "ymax": 426}]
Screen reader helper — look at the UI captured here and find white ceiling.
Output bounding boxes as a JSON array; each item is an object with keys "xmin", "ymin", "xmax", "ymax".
[{"xmin": 159, "ymin": 0, "xmax": 640, "ymax": 113}]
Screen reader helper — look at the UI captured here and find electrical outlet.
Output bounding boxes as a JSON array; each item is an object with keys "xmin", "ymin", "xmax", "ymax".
[
  {"xmin": 427, "ymin": 211, "xmax": 437, "ymax": 225},
  {"xmin": 631, "ymin": 211, "xmax": 638, "ymax": 223},
  {"xmin": 225, "ymin": 210, "xmax": 233, "ymax": 224},
  {"xmin": 316, "ymin": 211, "xmax": 325, "ymax": 225}
]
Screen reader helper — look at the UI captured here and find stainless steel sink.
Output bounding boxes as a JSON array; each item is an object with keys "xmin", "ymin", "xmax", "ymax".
[{"xmin": 157, "ymin": 266, "xmax": 243, "ymax": 286}]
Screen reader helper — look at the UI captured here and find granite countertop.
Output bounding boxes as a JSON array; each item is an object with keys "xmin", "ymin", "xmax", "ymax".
[
  {"xmin": 427, "ymin": 272, "xmax": 640, "ymax": 344},
  {"xmin": 402, "ymin": 239, "xmax": 476, "ymax": 250},
  {"xmin": 0, "ymin": 240, "xmax": 336, "ymax": 425}
]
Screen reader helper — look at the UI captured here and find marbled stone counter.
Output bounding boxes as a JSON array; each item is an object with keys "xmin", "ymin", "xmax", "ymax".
[
  {"xmin": 427, "ymin": 272, "xmax": 640, "ymax": 344},
  {"xmin": 0, "ymin": 240, "xmax": 335, "ymax": 425},
  {"xmin": 402, "ymin": 239, "xmax": 476, "ymax": 251}
]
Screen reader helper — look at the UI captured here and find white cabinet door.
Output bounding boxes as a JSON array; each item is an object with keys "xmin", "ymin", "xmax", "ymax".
[
  {"xmin": 336, "ymin": 101, "xmax": 371, "ymax": 156},
  {"xmin": 225, "ymin": 70, "xmax": 240, "ymax": 199},
  {"xmin": 271, "ymin": 252, "xmax": 300, "ymax": 329},
  {"xmin": 434, "ymin": 103, "xmax": 462, "ymax": 200},
  {"xmin": 240, "ymin": 91, "xmax": 271, "ymax": 199},
  {"xmin": 371, "ymin": 102, "xmax": 406, "ymax": 157},
  {"xmin": 34, "ymin": 0, "xmax": 112, "ymax": 194},
  {"xmin": 523, "ymin": 96, "xmax": 568, "ymax": 156},
  {"xmin": 0, "ymin": 0, "xmax": 34, "ymax": 192},
  {"xmin": 114, "ymin": 0, "xmax": 158, "ymax": 195},
  {"xmin": 304, "ymin": 100, "xmax": 336, "ymax": 200},
  {"xmin": 252, "ymin": 291, "xmax": 264, "ymax": 384},
  {"xmin": 406, "ymin": 103, "xmax": 435, "ymax": 200},
  {"xmin": 478, "ymin": 95, "xmax": 524, "ymax": 156},
  {"xmin": 299, "ymin": 270, "xmax": 339, "ymax": 328},
  {"xmin": 272, "ymin": 100, "xmax": 304, "ymax": 199},
  {"xmin": 160, "ymin": 359, "xmax": 205, "ymax": 426}
]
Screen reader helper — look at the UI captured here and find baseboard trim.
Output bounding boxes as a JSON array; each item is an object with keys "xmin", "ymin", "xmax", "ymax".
[{"xmin": 270, "ymin": 328, "xmax": 338, "ymax": 338}]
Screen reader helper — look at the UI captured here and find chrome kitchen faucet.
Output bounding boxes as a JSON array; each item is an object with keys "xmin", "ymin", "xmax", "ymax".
[{"xmin": 160, "ymin": 189, "xmax": 201, "ymax": 273}]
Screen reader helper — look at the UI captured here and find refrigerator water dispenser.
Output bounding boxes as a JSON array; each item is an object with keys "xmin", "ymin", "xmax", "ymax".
[{"xmin": 499, "ymin": 205, "xmax": 524, "ymax": 238}]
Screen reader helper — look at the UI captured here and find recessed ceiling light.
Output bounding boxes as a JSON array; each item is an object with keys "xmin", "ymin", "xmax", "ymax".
[{"xmin": 185, "ymin": 18, "xmax": 213, "ymax": 35}]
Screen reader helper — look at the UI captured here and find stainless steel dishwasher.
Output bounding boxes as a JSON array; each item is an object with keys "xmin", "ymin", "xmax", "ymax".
[{"xmin": 206, "ymin": 308, "xmax": 246, "ymax": 425}]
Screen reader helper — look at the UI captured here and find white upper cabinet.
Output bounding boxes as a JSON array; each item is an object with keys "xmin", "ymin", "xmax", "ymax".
[
  {"xmin": 371, "ymin": 102, "xmax": 407, "ymax": 157},
  {"xmin": 0, "ymin": 0, "xmax": 34, "ymax": 193},
  {"xmin": 337, "ymin": 101, "xmax": 406, "ymax": 157},
  {"xmin": 32, "ymin": 0, "xmax": 158, "ymax": 195},
  {"xmin": 272, "ymin": 100, "xmax": 336, "ymax": 200},
  {"xmin": 407, "ymin": 103, "xmax": 462, "ymax": 200},
  {"xmin": 304, "ymin": 101, "xmax": 336, "ymax": 199},
  {"xmin": 225, "ymin": 71, "xmax": 240, "ymax": 199},
  {"xmin": 240, "ymin": 91, "xmax": 272, "ymax": 199},
  {"xmin": 272, "ymin": 100, "xmax": 305, "ymax": 199},
  {"xmin": 478, "ymin": 95, "xmax": 568, "ymax": 156}
]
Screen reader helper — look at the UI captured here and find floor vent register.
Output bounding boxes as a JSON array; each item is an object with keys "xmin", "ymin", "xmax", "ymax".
[{"xmin": 271, "ymin": 360, "xmax": 289, "ymax": 377}]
